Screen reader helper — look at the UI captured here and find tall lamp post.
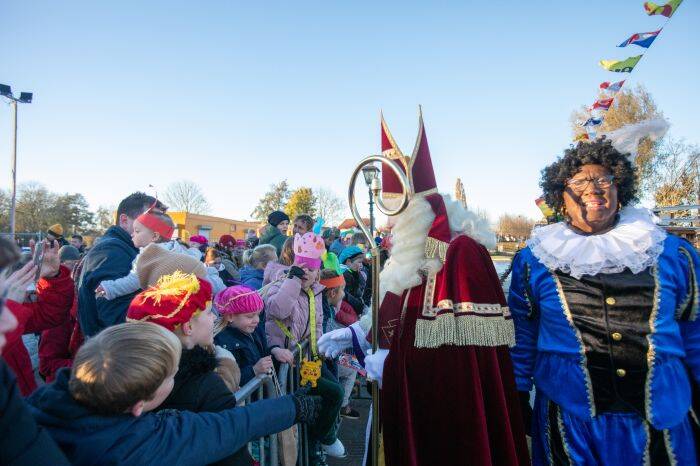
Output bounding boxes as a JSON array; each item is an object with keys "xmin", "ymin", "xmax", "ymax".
[
  {"xmin": 1, "ymin": 84, "xmax": 33, "ymax": 239},
  {"xmin": 362, "ymin": 164, "xmax": 380, "ymax": 237}
]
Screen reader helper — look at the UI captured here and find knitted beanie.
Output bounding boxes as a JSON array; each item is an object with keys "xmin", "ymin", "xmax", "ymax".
[
  {"xmin": 339, "ymin": 245, "xmax": 364, "ymax": 265},
  {"xmin": 48, "ymin": 224, "xmax": 64, "ymax": 237},
  {"xmin": 267, "ymin": 210, "xmax": 290, "ymax": 227},
  {"xmin": 215, "ymin": 285, "xmax": 264, "ymax": 315},
  {"xmin": 189, "ymin": 235, "xmax": 208, "ymax": 246},
  {"xmin": 58, "ymin": 245, "xmax": 81, "ymax": 263},
  {"xmin": 219, "ymin": 234, "xmax": 235, "ymax": 248},
  {"xmin": 136, "ymin": 243, "xmax": 207, "ymax": 289},
  {"xmin": 127, "ymin": 272, "xmax": 212, "ymax": 331}
]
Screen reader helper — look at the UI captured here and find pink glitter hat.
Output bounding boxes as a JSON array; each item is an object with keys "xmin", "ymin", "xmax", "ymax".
[
  {"xmin": 293, "ymin": 231, "xmax": 325, "ymax": 270},
  {"xmin": 215, "ymin": 285, "xmax": 264, "ymax": 314}
]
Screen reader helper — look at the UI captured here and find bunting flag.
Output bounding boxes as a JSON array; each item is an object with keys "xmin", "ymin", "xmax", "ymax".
[
  {"xmin": 574, "ymin": 133, "xmax": 590, "ymax": 142},
  {"xmin": 644, "ymin": 0, "xmax": 683, "ymax": 17},
  {"xmin": 582, "ymin": 117, "xmax": 604, "ymax": 127},
  {"xmin": 599, "ymin": 55, "xmax": 643, "ymax": 72},
  {"xmin": 600, "ymin": 80, "xmax": 626, "ymax": 92},
  {"xmin": 618, "ymin": 30, "xmax": 661, "ymax": 48},
  {"xmin": 535, "ymin": 197, "xmax": 556, "ymax": 218},
  {"xmin": 591, "ymin": 98, "xmax": 614, "ymax": 111}
]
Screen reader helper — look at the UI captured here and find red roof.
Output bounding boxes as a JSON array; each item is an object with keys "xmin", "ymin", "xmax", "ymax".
[{"xmin": 337, "ymin": 218, "xmax": 370, "ymax": 230}]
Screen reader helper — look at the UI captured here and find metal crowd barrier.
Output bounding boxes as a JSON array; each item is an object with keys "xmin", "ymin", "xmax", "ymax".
[{"xmin": 234, "ymin": 339, "xmax": 311, "ymax": 466}]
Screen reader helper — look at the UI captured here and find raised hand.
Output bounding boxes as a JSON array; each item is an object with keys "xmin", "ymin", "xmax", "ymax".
[
  {"xmin": 39, "ymin": 240, "xmax": 60, "ymax": 278},
  {"xmin": 5, "ymin": 262, "xmax": 37, "ymax": 303}
]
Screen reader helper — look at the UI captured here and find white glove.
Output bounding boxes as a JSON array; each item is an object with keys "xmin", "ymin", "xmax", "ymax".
[
  {"xmin": 318, "ymin": 327, "xmax": 352, "ymax": 358},
  {"xmin": 364, "ymin": 349, "xmax": 389, "ymax": 388}
]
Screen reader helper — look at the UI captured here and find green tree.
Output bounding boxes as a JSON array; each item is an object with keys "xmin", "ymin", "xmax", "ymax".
[
  {"xmin": 286, "ymin": 187, "xmax": 317, "ymax": 220},
  {"xmin": 51, "ymin": 193, "xmax": 95, "ymax": 234},
  {"xmin": 251, "ymin": 180, "xmax": 291, "ymax": 221},
  {"xmin": 570, "ymin": 85, "xmax": 664, "ymax": 197},
  {"xmin": 14, "ymin": 182, "xmax": 57, "ymax": 233}
]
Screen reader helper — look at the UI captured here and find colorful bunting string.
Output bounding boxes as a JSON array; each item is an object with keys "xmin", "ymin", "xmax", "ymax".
[{"xmin": 573, "ymin": 0, "xmax": 683, "ymax": 142}]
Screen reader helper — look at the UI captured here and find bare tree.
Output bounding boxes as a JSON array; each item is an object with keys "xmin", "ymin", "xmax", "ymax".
[
  {"xmin": 496, "ymin": 214, "xmax": 535, "ymax": 241},
  {"xmin": 315, "ymin": 188, "xmax": 346, "ymax": 225},
  {"xmin": 647, "ymin": 138, "xmax": 700, "ymax": 207},
  {"xmin": 163, "ymin": 180, "xmax": 210, "ymax": 214}
]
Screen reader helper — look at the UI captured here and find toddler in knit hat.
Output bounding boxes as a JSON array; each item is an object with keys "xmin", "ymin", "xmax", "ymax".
[
  {"xmin": 95, "ymin": 210, "xmax": 221, "ymax": 300},
  {"xmin": 214, "ymin": 286, "xmax": 294, "ymax": 385}
]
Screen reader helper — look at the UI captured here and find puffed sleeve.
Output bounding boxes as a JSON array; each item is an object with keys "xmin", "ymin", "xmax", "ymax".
[
  {"xmin": 677, "ymin": 242, "xmax": 700, "ymax": 383},
  {"xmin": 508, "ymin": 249, "xmax": 540, "ymax": 392}
]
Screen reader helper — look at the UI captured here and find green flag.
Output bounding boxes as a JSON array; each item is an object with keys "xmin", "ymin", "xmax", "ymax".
[{"xmin": 599, "ymin": 55, "xmax": 643, "ymax": 73}]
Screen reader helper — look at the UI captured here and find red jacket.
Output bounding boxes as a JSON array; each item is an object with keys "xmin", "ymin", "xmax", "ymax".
[
  {"xmin": 38, "ymin": 288, "xmax": 81, "ymax": 383},
  {"xmin": 3, "ymin": 266, "xmax": 74, "ymax": 396}
]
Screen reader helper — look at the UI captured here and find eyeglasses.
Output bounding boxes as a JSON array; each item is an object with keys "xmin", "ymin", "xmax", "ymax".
[{"xmin": 566, "ymin": 175, "xmax": 615, "ymax": 192}]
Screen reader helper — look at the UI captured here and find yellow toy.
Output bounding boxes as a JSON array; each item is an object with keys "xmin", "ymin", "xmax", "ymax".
[{"xmin": 300, "ymin": 358, "xmax": 322, "ymax": 388}]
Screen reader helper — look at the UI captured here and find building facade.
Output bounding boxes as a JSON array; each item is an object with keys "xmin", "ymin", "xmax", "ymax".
[{"xmin": 168, "ymin": 212, "xmax": 261, "ymax": 242}]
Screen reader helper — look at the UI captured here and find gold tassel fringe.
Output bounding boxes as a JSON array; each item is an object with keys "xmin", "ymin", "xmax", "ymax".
[{"xmin": 414, "ymin": 313, "xmax": 515, "ymax": 349}]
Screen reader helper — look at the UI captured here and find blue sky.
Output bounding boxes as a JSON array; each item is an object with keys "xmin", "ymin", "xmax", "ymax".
[{"xmin": 1, "ymin": 1, "xmax": 698, "ymax": 224}]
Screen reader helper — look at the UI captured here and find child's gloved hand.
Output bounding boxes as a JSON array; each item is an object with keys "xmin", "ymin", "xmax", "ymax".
[
  {"xmin": 253, "ymin": 356, "xmax": 274, "ymax": 375},
  {"xmin": 287, "ymin": 266, "xmax": 306, "ymax": 281},
  {"xmin": 292, "ymin": 387, "xmax": 323, "ymax": 424}
]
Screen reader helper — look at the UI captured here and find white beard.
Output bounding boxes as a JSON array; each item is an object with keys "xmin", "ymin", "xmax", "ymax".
[{"xmin": 378, "ymin": 194, "xmax": 495, "ymax": 303}]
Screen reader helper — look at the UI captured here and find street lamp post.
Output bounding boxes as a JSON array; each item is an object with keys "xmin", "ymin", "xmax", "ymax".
[
  {"xmin": 1, "ymin": 84, "xmax": 33, "ymax": 239},
  {"xmin": 361, "ymin": 164, "xmax": 380, "ymax": 238}
]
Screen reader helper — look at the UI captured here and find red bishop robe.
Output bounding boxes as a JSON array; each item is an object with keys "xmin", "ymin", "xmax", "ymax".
[{"xmin": 379, "ymin": 234, "xmax": 530, "ymax": 466}]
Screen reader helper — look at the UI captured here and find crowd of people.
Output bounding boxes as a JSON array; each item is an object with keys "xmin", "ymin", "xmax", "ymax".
[
  {"xmin": 0, "ymin": 192, "xmax": 382, "ymax": 466},
  {"xmin": 3, "ymin": 128, "xmax": 700, "ymax": 466}
]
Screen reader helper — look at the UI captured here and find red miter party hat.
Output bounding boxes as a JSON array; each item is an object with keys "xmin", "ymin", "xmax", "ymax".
[
  {"xmin": 380, "ymin": 111, "xmax": 409, "ymax": 209},
  {"xmin": 380, "ymin": 107, "xmax": 450, "ymax": 262}
]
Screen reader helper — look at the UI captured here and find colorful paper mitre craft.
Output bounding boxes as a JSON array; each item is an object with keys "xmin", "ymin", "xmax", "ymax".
[
  {"xmin": 127, "ymin": 271, "xmax": 213, "ymax": 331},
  {"xmin": 644, "ymin": 0, "xmax": 683, "ymax": 17},
  {"xmin": 293, "ymin": 231, "xmax": 326, "ymax": 270},
  {"xmin": 599, "ymin": 55, "xmax": 643, "ymax": 73}
]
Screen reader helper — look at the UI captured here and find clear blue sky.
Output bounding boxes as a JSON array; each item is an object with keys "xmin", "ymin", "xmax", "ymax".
[{"xmin": 2, "ymin": 1, "xmax": 698, "ymax": 223}]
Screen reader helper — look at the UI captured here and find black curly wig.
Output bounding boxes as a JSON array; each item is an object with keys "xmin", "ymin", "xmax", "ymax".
[{"xmin": 540, "ymin": 138, "xmax": 638, "ymax": 215}]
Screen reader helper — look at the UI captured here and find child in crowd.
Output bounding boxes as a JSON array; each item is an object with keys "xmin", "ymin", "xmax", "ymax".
[
  {"xmin": 265, "ymin": 229, "xmax": 346, "ymax": 459},
  {"xmin": 240, "ymin": 244, "xmax": 277, "ymax": 290},
  {"xmin": 188, "ymin": 235, "xmax": 209, "ymax": 259},
  {"xmin": 214, "ymin": 285, "xmax": 294, "ymax": 386},
  {"xmin": 96, "ymin": 211, "xmax": 225, "ymax": 299},
  {"xmin": 293, "ymin": 214, "xmax": 314, "ymax": 236},
  {"xmin": 127, "ymin": 271, "xmax": 248, "ymax": 465},
  {"xmin": 205, "ymin": 248, "xmax": 237, "ymax": 286},
  {"xmin": 27, "ymin": 322, "xmax": 322, "ymax": 466},
  {"xmin": 320, "ymin": 270, "xmax": 360, "ymax": 419},
  {"xmin": 338, "ymin": 246, "xmax": 367, "ymax": 316}
]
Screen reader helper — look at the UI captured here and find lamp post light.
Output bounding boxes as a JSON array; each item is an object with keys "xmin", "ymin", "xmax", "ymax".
[
  {"xmin": 1, "ymin": 84, "xmax": 33, "ymax": 238},
  {"xmin": 361, "ymin": 164, "xmax": 380, "ymax": 237}
]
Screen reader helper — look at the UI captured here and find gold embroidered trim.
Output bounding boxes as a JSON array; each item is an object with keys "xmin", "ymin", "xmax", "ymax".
[
  {"xmin": 663, "ymin": 429, "xmax": 678, "ymax": 466},
  {"xmin": 425, "ymin": 236, "xmax": 449, "ymax": 263},
  {"xmin": 552, "ymin": 273, "xmax": 597, "ymax": 418},
  {"xmin": 546, "ymin": 403, "xmax": 554, "ymax": 466},
  {"xmin": 677, "ymin": 247, "xmax": 698, "ymax": 321},
  {"xmin": 643, "ymin": 422, "xmax": 651, "ymax": 466},
  {"xmin": 436, "ymin": 299, "xmax": 510, "ymax": 316},
  {"xmin": 422, "ymin": 273, "xmax": 438, "ymax": 317},
  {"xmin": 645, "ymin": 267, "xmax": 661, "ymax": 424},
  {"xmin": 413, "ymin": 312, "xmax": 515, "ymax": 348},
  {"xmin": 556, "ymin": 406, "xmax": 574, "ymax": 464}
]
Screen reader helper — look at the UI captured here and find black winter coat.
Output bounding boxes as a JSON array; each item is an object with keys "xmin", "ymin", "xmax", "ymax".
[
  {"xmin": 157, "ymin": 346, "xmax": 252, "ymax": 466},
  {"xmin": 343, "ymin": 269, "xmax": 366, "ymax": 315},
  {"xmin": 0, "ymin": 361, "xmax": 70, "ymax": 465},
  {"xmin": 215, "ymin": 327, "xmax": 269, "ymax": 386}
]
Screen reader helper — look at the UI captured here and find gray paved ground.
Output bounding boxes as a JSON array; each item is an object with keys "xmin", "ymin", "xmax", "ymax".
[{"xmin": 328, "ymin": 397, "xmax": 371, "ymax": 466}]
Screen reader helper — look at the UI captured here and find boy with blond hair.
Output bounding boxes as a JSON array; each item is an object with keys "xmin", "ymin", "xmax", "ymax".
[{"xmin": 27, "ymin": 322, "xmax": 322, "ymax": 466}]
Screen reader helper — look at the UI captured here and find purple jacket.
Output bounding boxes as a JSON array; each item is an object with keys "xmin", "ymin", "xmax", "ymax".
[{"xmin": 263, "ymin": 263, "xmax": 324, "ymax": 350}]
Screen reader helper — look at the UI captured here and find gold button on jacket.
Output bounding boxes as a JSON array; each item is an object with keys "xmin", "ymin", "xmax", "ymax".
[
  {"xmin": 611, "ymin": 332, "xmax": 622, "ymax": 342},
  {"xmin": 616, "ymin": 368, "xmax": 626, "ymax": 378},
  {"xmin": 605, "ymin": 297, "xmax": 616, "ymax": 305}
]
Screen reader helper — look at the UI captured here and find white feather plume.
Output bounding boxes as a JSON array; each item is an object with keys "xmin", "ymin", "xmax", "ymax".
[{"xmin": 601, "ymin": 118, "xmax": 670, "ymax": 162}]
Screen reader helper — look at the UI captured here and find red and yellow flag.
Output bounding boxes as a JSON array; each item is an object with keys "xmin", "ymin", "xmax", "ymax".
[{"xmin": 644, "ymin": 0, "xmax": 683, "ymax": 17}]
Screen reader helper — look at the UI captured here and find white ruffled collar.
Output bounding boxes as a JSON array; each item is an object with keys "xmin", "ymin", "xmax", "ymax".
[{"xmin": 527, "ymin": 206, "xmax": 667, "ymax": 279}]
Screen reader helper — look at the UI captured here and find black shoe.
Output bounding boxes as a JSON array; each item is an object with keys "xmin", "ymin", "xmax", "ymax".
[{"xmin": 340, "ymin": 406, "xmax": 360, "ymax": 419}]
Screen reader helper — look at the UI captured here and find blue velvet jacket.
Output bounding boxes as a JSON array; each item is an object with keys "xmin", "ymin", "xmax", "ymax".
[{"xmin": 509, "ymin": 234, "xmax": 700, "ymax": 429}]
